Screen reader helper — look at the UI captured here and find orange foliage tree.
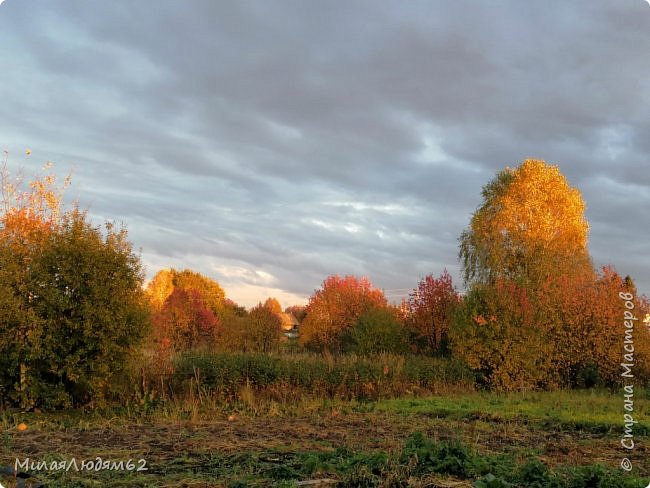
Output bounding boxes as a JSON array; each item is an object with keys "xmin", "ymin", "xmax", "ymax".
[
  {"xmin": 1, "ymin": 157, "xmax": 70, "ymax": 232},
  {"xmin": 263, "ymin": 297, "xmax": 282, "ymax": 314},
  {"xmin": 299, "ymin": 275, "xmax": 387, "ymax": 352},
  {"xmin": 534, "ymin": 266, "xmax": 650, "ymax": 387},
  {"xmin": 152, "ymin": 288, "xmax": 221, "ymax": 352},
  {"xmin": 146, "ymin": 269, "xmax": 174, "ymax": 310},
  {"xmin": 146, "ymin": 269, "xmax": 227, "ymax": 357}
]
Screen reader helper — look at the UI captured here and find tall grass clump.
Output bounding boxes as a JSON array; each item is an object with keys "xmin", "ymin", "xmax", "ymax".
[{"xmin": 168, "ymin": 351, "xmax": 476, "ymax": 402}]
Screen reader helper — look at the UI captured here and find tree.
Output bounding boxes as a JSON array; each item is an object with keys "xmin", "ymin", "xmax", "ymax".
[
  {"xmin": 263, "ymin": 297, "xmax": 282, "ymax": 314},
  {"xmin": 223, "ymin": 298, "xmax": 248, "ymax": 318},
  {"xmin": 449, "ymin": 279, "xmax": 551, "ymax": 391},
  {"xmin": 217, "ymin": 304, "xmax": 282, "ymax": 353},
  {"xmin": 248, "ymin": 304, "xmax": 283, "ymax": 353},
  {"xmin": 299, "ymin": 275, "xmax": 387, "ymax": 352},
  {"xmin": 27, "ymin": 211, "xmax": 150, "ymax": 406},
  {"xmin": 1, "ymin": 157, "xmax": 70, "ymax": 231},
  {"xmin": 403, "ymin": 270, "xmax": 461, "ymax": 354},
  {"xmin": 534, "ymin": 266, "xmax": 650, "ymax": 387},
  {"xmin": 146, "ymin": 268, "xmax": 227, "ymax": 317},
  {"xmin": 453, "ymin": 159, "xmax": 650, "ymax": 390},
  {"xmin": 152, "ymin": 287, "xmax": 220, "ymax": 351},
  {"xmin": 459, "ymin": 160, "xmax": 591, "ymax": 287},
  {"xmin": 451, "ymin": 262, "xmax": 650, "ymax": 390},
  {"xmin": 172, "ymin": 269, "xmax": 226, "ymax": 316},
  {"xmin": 145, "ymin": 269, "xmax": 174, "ymax": 310},
  {"xmin": 285, "ymin": 305, "xmax": 307, "ymax": 323},
  {"xmin": 0, "ymin": 241, "xmax": 41, "ymax": 406},
  {"xmin": 341, "ymin": 306, "xmax": 410, "ymax": 355},
  {"xmin": 0, "ymin": 158, "xmax": 68, "ymax": 407},
  {"xmin": 0, "ymin": 158, "xmax": 149, "ymax": 408}
]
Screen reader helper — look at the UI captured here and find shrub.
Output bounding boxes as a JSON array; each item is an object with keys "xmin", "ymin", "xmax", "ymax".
[
  {"xmin": 516, "ymin": 459, "xmax": 560, "ymax": 488},
  {"xmin": 341, "ymin": 307, "xmax": 410, "ymax": 355},
  {"xmin": 2, "ymin": 210, "xmax": 149, "ymax": 408},
  {"xmin": 449, "ymin": 281, "xmax": 551, "ymax": 391},
  {"xmin": 217, "ymin": 308, "xmax": 283, "ymax": 353}
]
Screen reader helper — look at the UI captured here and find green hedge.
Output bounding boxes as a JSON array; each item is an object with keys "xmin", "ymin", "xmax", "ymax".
[{"xmin": 171, "ymin": 352, "xmax": 476, "ymax": 400}]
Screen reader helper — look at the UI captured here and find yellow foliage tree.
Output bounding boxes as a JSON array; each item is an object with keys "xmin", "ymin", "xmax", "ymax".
[
  {"xmin": 145, "ymin": 269, "xmax": 174, "ymax": 310},
  {"xmin": 459, "ymin": 159, "xmax": 592, "ymax": 287},
  {"xmin": 1, "ymin": 156, "xmax": 71, "ymax": 253},
  {"xmin": 146, "ymin": 268, "xmax": 226, "ymax": 316},
  {"xmin": 454, "ymin": 159, "xmax": 650, "ymax": 390}
]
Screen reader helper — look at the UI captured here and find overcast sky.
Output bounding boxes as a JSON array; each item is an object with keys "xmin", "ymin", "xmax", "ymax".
[{"xmin": 1, "ymin": 0, "xmax": 649, "ymax": 308}]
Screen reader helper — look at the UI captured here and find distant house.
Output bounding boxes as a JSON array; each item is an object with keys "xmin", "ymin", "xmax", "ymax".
[{"xmin": 278, "ymin": 312, "xmax": 300, "ymax": 339}]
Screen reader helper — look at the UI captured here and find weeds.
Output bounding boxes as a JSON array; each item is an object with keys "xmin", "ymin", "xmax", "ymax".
[
  {"xmin": 168, "ymin": 351, "xmax": 475, "ymax": 404},
  {"xmin": 2, "ymin": 389, "xmax": 647, "ymax": 487}
]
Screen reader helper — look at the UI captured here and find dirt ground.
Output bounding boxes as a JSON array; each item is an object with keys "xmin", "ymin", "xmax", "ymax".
[{"xmin": 1, "ymin": 410, "xmax": 643, "ymax": 487}]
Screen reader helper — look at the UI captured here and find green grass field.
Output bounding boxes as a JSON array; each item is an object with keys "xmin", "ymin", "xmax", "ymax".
[{"xmin": 1, "ymin": 389, "xmax": 648, "ymax": 487}]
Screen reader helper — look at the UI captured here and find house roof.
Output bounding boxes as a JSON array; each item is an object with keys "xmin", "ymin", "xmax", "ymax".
[{"xmin": 278, "ymin": 312, "xmax": 300, "ymax": 330}]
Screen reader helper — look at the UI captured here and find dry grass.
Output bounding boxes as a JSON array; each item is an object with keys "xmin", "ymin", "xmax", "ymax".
[{"xmin": 0, "ymin": 389, "xmax": 646, "ymax": 486}]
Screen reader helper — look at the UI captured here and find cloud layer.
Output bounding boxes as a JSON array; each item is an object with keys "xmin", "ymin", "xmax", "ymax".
[{"xmin": 1, "ymin": 0, "xmax": 649, "ymax": 307}]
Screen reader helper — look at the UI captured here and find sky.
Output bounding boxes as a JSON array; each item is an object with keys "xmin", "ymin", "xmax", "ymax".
[{"xmin": 1, "ymin": 0, "xmax": 649, "ymax": 308}]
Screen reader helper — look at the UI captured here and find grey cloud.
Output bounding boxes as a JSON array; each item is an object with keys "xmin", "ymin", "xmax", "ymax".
[{"xmin": 1, "ymin": 0, "xmax": 649, "ymax": 304}]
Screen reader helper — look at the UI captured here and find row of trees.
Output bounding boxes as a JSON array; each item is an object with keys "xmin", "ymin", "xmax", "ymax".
[
  {"xmin": 142, "ymin": 267, "xmax": 465, "ymax": 362},
  {"xmin": 145, "ymin": 269, "xmax": 287, "ymax": 359},
  {"xmin": 295, "ymin": 272, "xmax": 460, "ymax": 356},
  {"xmin": 2, "ymin": 155, "xmax": 649, "ymax": 408},
  {"xmin": 294, "ymin": 161, "xmax": 650, "ymax": 390}
]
